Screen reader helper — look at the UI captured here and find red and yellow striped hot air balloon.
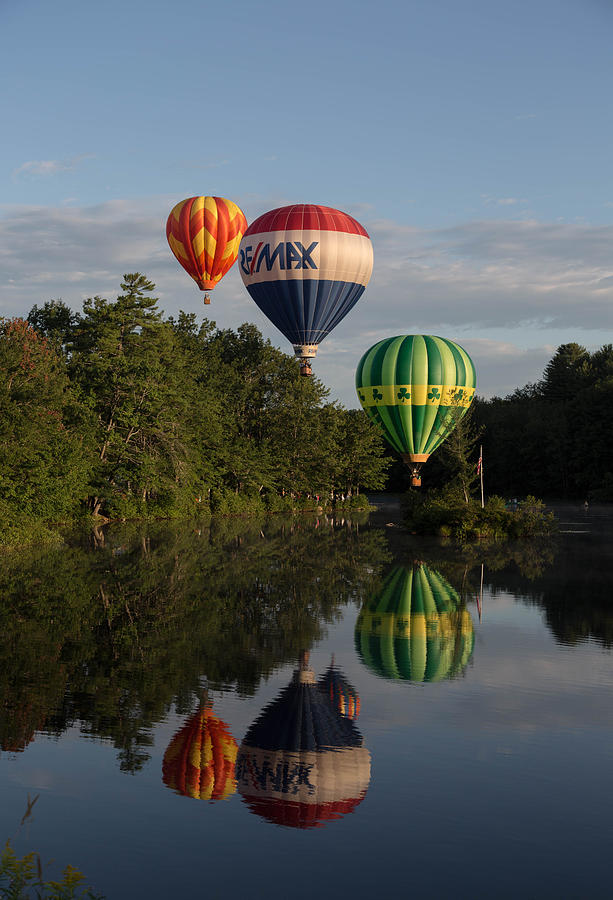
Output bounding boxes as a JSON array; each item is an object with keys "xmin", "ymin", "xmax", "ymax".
[
  {"xmin": 162, "ymin": 704, "xmax": 238, "ymax": 801},
  {"xmin": 166, "ymin": 196, "xmax": 248, "ymax": 304}
]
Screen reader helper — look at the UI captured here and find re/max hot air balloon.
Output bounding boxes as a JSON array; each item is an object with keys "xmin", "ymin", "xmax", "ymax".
[
  {"xmin": 236, "ymin": 653, "xmax": 370, "ymax": 828},
  {"xmin": 355, "ymin": 335, "xmax": 476, "ymax": 486},
  {"xmin": 355, "ymin": 564, "xmax": 474, "ymax": 683},
  {"xmin": 162, "ymin": 703, "xmax": 237, "ymax": 801},
  {"xmin": 166, "ymin": 196, "xmax": 247, "ymax": 304},
  {"xmin": 238, "ymin": 204, "xmax": 373, "ymax": 375}
]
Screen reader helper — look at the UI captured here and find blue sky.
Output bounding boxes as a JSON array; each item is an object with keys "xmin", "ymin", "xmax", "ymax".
[{"xmin": 2, "ymin": 0, "xmax": 613, "ymax": 405}]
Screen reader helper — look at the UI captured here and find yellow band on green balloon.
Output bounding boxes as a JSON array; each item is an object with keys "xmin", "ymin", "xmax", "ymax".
[{"xmin": 357, "ymin": 384, "xmax": 475, "ymax": 408}]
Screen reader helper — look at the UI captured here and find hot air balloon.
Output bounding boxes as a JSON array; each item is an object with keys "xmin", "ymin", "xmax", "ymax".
[
  {"xmin": 162, "ymin": 702, "xmax": 238, "ymax": 801},
  {"xmin": 317, "ymin": 659, "xmax": 361, "ymax": 720},
  {"xmin": 236, "ymin": 653, "xmax": 370, "ymax": 828},
  {"xmin": 166, "ymin": 196, "xmax": 248, "ymax": 304},
  {"xmin": 238, "ymin": 204, "xmax": 373, "ymax": 375},
  {"xmin": 355, "ymin": 564, "xmax": 474, "ymax": 683},
  {"xmin": 355, "ymin": 335, "xmax": 476, "ymax": 486}
]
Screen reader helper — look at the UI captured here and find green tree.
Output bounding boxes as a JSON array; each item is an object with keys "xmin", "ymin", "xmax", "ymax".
[
  {"xmin": 541, "ymin": 342, "xmax": 589, "ymax": 402},
  {"xmin": 69, "ymin": 275, "xmax": 197, "ymax": 517},
  {"xmin": 27, "ymin": 299, "xmax": 80, "ymax": 352},
  {"xmin": 437, "ymin": 406, "xmax": 481, "ymax": 502},
  {"xmin": 0, "ymin": 318, "xmax": 91, "ymax": 528}
]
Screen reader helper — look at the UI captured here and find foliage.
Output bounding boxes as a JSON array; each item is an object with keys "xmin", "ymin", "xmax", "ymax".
[
  {"xmin": 1, "ymin": 836, "xmax": 102, "ymax": 899},
  {"xmin": 473, "ymin": 342, "xmax": 613, "ymax": 499},
  {"xmin": 0, "ymin": 273, "xmax": 390, "ymax": 538},
  {"xmin": 0, "ymin": 320, "xmax": 91, "ymax": 536},
  {"xmin": 0, "ymin": 516, "xmax": 390, "ymax": 768},
  {"xmin": 404, "ymin": 484, "xmax": 557, "ymax": 540},
  {"xmin": 0, "ymin": 844, "xmax": 102, "ymax": 898},
  {"xmin": 435, "ymin": 406, "xmax": 482, "ymax": 502}
]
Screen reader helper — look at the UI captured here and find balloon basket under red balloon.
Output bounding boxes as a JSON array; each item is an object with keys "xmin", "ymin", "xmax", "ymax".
[{"xmin": 203, "ymin": 294, "xmax": 211, "ymax": 305}]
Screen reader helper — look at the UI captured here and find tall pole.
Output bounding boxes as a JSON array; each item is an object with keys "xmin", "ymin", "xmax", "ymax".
[{"xmin": 479, "ymin": 444, "xmax": 484, "ymax": 509}]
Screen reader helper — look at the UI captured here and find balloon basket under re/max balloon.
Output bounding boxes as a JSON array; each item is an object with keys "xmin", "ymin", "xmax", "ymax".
[{"xmin": 294, "ymin": 344, "xmax": 318, "ymax": 377}]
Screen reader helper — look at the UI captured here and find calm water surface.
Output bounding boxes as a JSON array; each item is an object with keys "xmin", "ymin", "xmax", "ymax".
[{"xmin": 1, "ymin": 504, "xmax": 612, "ymax": 899}]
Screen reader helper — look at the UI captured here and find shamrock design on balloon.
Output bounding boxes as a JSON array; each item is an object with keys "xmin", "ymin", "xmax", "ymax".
[
  {"xmin": 397, "ymin": 387, "xmax": 411, "ymax": 402},
  {"xmin": 358, "ymin": 390, "xmax": 366, "ymax": 403},
  {"xmin": 372, "ymin": 388, "xmax": 383, "ymax": 401},
  {"xmin": 395, "ymin": 617, "xmax": 409, "ymax": 635},
  {"xmin": 453, "ymin": 388, "xmax": 465, "ymax": 403},
  {"xmin": 428, "ymin": 387, "xmax": 441, "ymax": 402}
]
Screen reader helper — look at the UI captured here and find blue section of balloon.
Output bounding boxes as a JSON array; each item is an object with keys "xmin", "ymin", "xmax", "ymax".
[
  {"xmin": 246, "ymin": 279, "xmax": 366, "ymax": 346},
  {"xmin": 242, "ymin": 674, "xmax": 362, "ymax": 752}
]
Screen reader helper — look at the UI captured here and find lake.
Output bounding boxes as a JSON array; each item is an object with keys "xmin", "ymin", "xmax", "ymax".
[{"xmin": 1, "ymin": 501, "xmax": 612, "ymax": 899}]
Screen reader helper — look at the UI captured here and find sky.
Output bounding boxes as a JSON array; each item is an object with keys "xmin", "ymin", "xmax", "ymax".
[{"xmin": 1, "ymin": 0, "xmax": 613, "ymax": 406}]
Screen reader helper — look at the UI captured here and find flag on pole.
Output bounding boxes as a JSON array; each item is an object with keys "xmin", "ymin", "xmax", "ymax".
[{"xmin": 477, "ymin": 451, "xmax": 482, "ymax": 475}]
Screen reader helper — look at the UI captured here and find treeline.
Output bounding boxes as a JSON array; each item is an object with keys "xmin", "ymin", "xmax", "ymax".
[
  {"xmin": 0, "ymin": 273, "xmax": 388, "ymax": 541},
  {"xmin": 473, "ymin": 342, "xmax": 613, "ymax": 500}
]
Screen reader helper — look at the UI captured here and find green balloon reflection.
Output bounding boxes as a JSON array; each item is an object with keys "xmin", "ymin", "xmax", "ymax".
[{"xmin": 355, "ymin": 564, "xmax": 474, "ymax": 682}]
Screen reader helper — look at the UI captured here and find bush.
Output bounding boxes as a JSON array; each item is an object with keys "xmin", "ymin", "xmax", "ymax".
[
  {"xmin": 210, "ymin": 489, "xmax": 266, "ymax": 516},
  {"xmin": 0, "ymin": 503, "xmax": 65, "ymax": 550},
  {"xmin": 262, "ymin": 492, "xmax": 295, "ymax": 513},
  {"xmin": 0, "ymin": 840, "xmax": 103, "ymax": 899},
  {"xmin": 405, "ymin": 486, "xmax": 556, "ymax": 540}
]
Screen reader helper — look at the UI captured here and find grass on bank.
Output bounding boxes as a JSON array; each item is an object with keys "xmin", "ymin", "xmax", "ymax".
[{"xmin": 0, "ymin": 492, "xmax": 374, "ymax": 551}]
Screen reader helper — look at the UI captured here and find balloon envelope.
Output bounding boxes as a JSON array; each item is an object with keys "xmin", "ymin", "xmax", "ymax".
[
  {"xmin": 166, "ymin": 196, "xmax": 247, "ymax": 294},
  {"xmin": 355, "ymin": 335, "xmax": 476, "ymax": 468},
  {"xmin": 355, "ymin": 564, "xmax": 474, "ymax": 682},
  {"xmin": 162, "ymin": 704, "xmax": 238, "ymax": 801},
  {"xmin": 236, "ymin": 663, "xmax": 370, "ymax": 828},
  {"xmin": 317, "ymin": 662, "xmax": 361, "ymax": 720},
  {"xmin": 238, "ymin": 204, "xmax": 373, "ymax": 367}
]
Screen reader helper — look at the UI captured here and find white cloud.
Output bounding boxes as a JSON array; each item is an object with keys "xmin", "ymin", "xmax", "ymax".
[
  {"xmin": 365, "ymin": 218, "xmax": 613, "ymax": 331},
  {"xmin": 12, "ymin": 154, "xmax": 95, "ymax": 178},
  {"xmin": 1, "ymin": 199, "xmax": 612, "ymax": 405},
  {"xmin": 481, "ymin": 195, "xmax": 525, "ymax": 206}
]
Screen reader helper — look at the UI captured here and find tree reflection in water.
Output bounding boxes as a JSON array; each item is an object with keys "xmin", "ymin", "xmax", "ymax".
[
  {"xmin": 1, "ymin": 512, "xmax": 605, "ymax": 774},
  {"xmin": 0, "ymin": 514, "xmax": 389, "ymax": 766}
]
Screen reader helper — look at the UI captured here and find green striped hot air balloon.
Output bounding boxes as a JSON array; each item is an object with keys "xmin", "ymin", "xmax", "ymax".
[
  {"xmin": 355, "ymin": 564, "xmax": 474, "ymax": 683},
  {"xmin": 355, "ymin": 335, "xmax": 476, "ymax": 486}
]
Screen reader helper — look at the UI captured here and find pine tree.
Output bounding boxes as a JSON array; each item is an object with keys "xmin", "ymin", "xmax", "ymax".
[{"xmin": 69, "ymin": 274, "xmax": 196, "ymax": 516}]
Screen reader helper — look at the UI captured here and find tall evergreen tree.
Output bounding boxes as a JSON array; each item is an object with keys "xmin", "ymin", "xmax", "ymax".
[{"xmin": 69, "ymin": 274, "xmax": 196, "ymax": 516}]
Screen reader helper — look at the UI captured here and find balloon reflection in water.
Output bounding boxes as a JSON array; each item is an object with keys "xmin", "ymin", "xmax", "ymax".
[
  {"xmin": 317, "ymin": 659, "xmax": 361, "ymax": 720},
  {"xmin": 236, "ymin": 655, "xmax": 370, "ymax": 828},
  {"xmin": 163, "ymin": 703, "xmax": 238, "ymax": 801},
  {"xmin": 355, "ymin": 565, "xmax": 474, "ymax": 682}
]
